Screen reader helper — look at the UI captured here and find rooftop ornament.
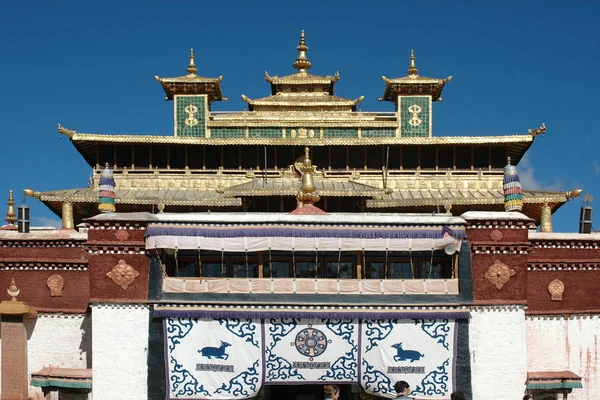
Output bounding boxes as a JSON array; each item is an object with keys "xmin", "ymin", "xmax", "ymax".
[
  {"xmin": 528, "ymin": 122, "xmax": 546, "ymax": 137},
  {"xmin": 293, "ymin": 30, "xmax": 312, "ymax": 73},
  {"xmin": 3, "ymin": 190, "xmax": 17, "ymax": 230},
  {"xmin": 291, "ymin": 147, "xmax": 326, "ymax": 215},
  {"xmin": 98, "ymin": 163, "xmax": 116, "ymax": 213},
  {"xmin": 503, "ymin": 157, "xmax": 523, "ymax": 212}
]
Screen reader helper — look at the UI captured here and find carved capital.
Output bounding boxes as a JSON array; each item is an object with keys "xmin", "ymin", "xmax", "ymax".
[
  {"xmin": 107, "ymin": 260, "xmax": 140, "ymax": 289},
  {"xmin": 484, "ymin": 260, "xmax": 515, "ymax": 289}
]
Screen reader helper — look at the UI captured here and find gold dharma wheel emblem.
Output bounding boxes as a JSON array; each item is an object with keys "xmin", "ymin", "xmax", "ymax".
[
  {"xmin": 408, "ymin": 104, "xmax": 422, "ymax": 127},
  {"xmin": 184, "ymin": 104, "xmax": 199, "ymax": 127}
]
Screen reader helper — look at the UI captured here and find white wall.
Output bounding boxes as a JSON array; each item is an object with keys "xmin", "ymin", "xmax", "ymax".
[
  {"xmin": 92, "ymin": 304, "xmax": 149, "ymax": 400},
  {"xmin": 469, "ymin": 306, "xmax": 528, "ymax": 399},
  {"xmin": 526, "ymin": 315, "xmax": 600, "ymax": 400},
  {"xmin": 2, "ymin": 313, "xmax": 91, "ymax": 400}
]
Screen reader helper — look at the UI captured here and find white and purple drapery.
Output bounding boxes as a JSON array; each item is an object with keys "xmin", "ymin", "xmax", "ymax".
[
  {"xmin": 161, "ymin": 311, "xmax": 462, "ymax": 400},
  {"xmin": 146, "ymin": 224, "xmax": 465, "ymax": 253}
]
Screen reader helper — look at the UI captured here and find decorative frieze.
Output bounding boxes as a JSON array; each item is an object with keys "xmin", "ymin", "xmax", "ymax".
[
  {"xmin": 528, "ymin": 263, "xmax": 600, "ymax": 271},
  {"xmin": 0, "ymin": 262, "xmax": 87, "ymax": 270}
]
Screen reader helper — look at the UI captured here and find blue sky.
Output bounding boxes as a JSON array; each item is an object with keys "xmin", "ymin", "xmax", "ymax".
[{"xmin": 1, "ymin": 1, "xmax": 598, "ymax": 231}]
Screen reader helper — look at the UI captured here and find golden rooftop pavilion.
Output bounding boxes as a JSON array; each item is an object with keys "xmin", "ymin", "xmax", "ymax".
[{"xmin": 31, "ymin": 31, "xmax": 577, "ymax": 226}]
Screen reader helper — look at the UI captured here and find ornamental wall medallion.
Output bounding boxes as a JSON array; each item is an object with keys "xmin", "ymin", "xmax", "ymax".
[
  {"xmin": 106, "ymin": 259, "xmax": 140, "ymax": 289},
  {"xmin": 47, "ymin": 274, "xmax": 64, "ymax": 297},
  {"xmin": 115, "ymin": 229, "xmax": 129, "ymax": 241},
  {"xmin": 484, "ymin": 260, "xmax": 516, "ymax": 289},
  {"xmin": 548, "ymin": 279, "xmax": 565, "ymax": 301},
  {"xmin": 490, "ymin": 230, "xmax": 503, "ymax": 242}
]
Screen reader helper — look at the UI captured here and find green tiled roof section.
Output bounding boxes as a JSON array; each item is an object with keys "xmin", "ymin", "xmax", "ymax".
[
  {"xmin": 361, "ymin": 128, "xmax": 396, "ymax": 138},
  {"xmin": 400, "ymin": 96, "xmax": 430, "ymax": 137},
  {"xmin": 248, "ymin": 127, "xmax": 283, "ymax": 138},
  {"xmin": 175, "ymin": 95, "xmax": 207, "ymax": 137},
  {"xmin": 210, "ymin": 128, "xmax": 245, "ymax": 138},
  {"xmin": 323, "ymin": 128, "xmax": 359, "ymax": 138}
]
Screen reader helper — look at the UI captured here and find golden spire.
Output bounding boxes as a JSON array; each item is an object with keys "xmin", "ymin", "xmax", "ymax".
[
  {"xmin": 293, "ymin": 30, "xmax": 312, "ymax": 72},
  {"xmin": 5, "ymin": 190, "xmax": 17, "ymax": 228},
  {"xmin": 408, "ymin": 49, "xmax": 418, "ymax": 76},
  {"xmin": 187, "ymin": 48, "xmax": 197, "ymax": 75},
  {"xmin": 297, "ymin": 147, "xmax": 320, "ymax": 206}
]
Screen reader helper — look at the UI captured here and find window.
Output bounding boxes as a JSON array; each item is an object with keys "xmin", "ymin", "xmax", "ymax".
[
  {"xmin": 325, "ymin": 260, "xmax": 354, "ymax": 279},
  {"xmin": 295, "ymin": 258, "xmax": 319, "ymax": 278},
  {"xmin": 264, "ymin": 260, "xmax": 292, "ymax": 278},
  {"xmin": 231, "ymin": 258, "xmax": 258, "ymax": 278},
  {"xmin": 201, "ymin": 259, "xmax": 224, "ymax": 278},
  {"xmin": 365, "ymin": 253, "xmax": 452, "ymax": 279}
]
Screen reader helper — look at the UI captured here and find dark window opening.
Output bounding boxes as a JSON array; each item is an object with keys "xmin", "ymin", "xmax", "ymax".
[
  {"xmin": 366, "ymin": 146, "xmax": 383, "ymax": 170},
  {"xmin": 455, "ymin": 146, "xmax": 471, "ymax": 170},
  {"xmin": 98, "ymin": 145, "xmax": 114, "ymax": 167},
  {"xmin": 438, "ymin": 146, "xmax": 454, "ymax": 169},
  {"xmin": 188, "ymin": 145, "xmax": 203, "ymax": 169},
  {"xmin": 420, "ymin": 146, "xmax": 436, "ymax": 169},
  {"xmin": 152, "ymin": 146, "xmax": 168, "ymax": 169},
  {"xmin": 133, "ymin": 145, "xmax": 150, "ymax": 169},
  {"xmin": 116, "ymin": 145, "xmax": 132, "ymax": 168},
  {"xmin": 402, "ymin": 146, "xmax": 418, "ymax": 169},
  {"xmin": 473, "ymin": 146, "xmax": 489, "ymax": 170},
  {"xmin": 170, "ymin": 145, "xmax": 186, "ymax": 169},
  {"xmin": 223, "ymin": 146, "xmax": 238, "ymax": 170},
  {"xmin": 204, "ymin": 145, "xmax": 220, "ymax": 169},
  {"xmin": 348, "ymin": 146, "xmax": 363, "ymax": 169}
]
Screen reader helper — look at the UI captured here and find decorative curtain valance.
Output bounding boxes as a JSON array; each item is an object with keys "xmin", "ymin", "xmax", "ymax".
[
  {"xmin": 146, "ymin": 235, "xmax": 461, "ymax": 253},
  {"xmin": 146, "ymin": 224, "xmax": 466, "ymax": 239}
]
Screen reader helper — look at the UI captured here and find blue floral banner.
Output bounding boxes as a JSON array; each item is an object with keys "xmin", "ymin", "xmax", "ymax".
[
  {"xmin": 360, "ymin": 319, "xmax": 456, "ymax": 400},
  {"xmin": 164, "ymin": 318, "xmax": 456, "ymax": 399},
  {"xmin": 165, "ymin": 318, "xmax": 263, "ymax": 399}
]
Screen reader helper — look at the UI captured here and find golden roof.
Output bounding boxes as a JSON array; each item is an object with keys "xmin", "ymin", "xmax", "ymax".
[
  {"xmin": 380, "ymin": 50, "xmax": 452, "ymax": 103},
  {"xmin": 155, "ymin": 49, "xmax": 225, "ymax": 102},
  {"xmin": 242, "ymin": 92, "xmax": 364, "ymax": 111},
  {"xmin": 224, "ymin": 179, "xmax": 385, "ymax": 197}
]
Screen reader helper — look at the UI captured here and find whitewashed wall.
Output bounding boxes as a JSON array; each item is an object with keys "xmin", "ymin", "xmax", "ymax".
[
  {"xmin": 0, "ymin": 313, "xmax": 92, "ymax": 400},
  {"xmin": 92, "ymin": 304, "xmax": 149, "ymax": 400},
  {"xmin": 469, "ymin": 306, "xmax": 528, "ymax": 399},
  {"xmin": 526, "ymin": 315, "xmax": 600, "ymax": 400}
]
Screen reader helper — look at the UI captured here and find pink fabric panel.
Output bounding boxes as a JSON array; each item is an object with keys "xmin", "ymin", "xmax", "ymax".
[
  {"xmin": 164, "ymin": 278, "xmax": 185, "ymax": 292},
  {"xmin": 316, "ymin": 280, "xmax": 338, "ymax": 293},
  {"xmin": 229, "ymin": 280, "xmax": 251, "ymax": 293},
  {"xmin": 271, "ymin": 279, "xmax": 294, "ymax": 293},
  {"xmin": 446, "ymin": 279, "xmax": 459, "ymax": 294},
  {"xmin": 404, "ymin": 280, "xmax": 425, "ymax": 294},
  {"xmin": 339, "ymin": 280, "xmax": 360, "ymax": 294},
  {"xmin": 206, "ymin": 280, "xmax": 229, "ymax": 293},
  {"xmin": 361, "ymin": 280, "xmax": 382, "ymax": 294},
  {"xmin": 382, "ymin": 280, "xmax": 404, "ymax": 294},
  {"xmin": 185, "ymin": 279, "xmax": 204, "ymax": 293},
  {"xmin": 251, "ymin": 279, "xmax": 272, "ymax": 293},
  {"xmin": 296, "ymin": 279, "xmax": 316, "ymax": 293},
  {"xmin": 425, "ymin": 279, "xmax": 447, "ymax": 294}
]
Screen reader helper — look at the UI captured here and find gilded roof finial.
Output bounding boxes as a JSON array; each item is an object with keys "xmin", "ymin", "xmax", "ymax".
[
  {"xmin": 8, "ymin": 278, "xmax": 20, "ymax": 301},
  {"xmin": 408, "ymin": 49, "xmax": 419, "ymax": 76},
  {"xmin": 297, "ymin": 147, "xmax": 320, "ymax": 206},
  {"xmin": 293, "ymin": 31, "xmax": 312, "ymax": 72},
  {"xmin": 187, "ymin": 48, "xmax": 197, "ymax": 75},
  {"xmin": 4, "ymin": 190, "xmax": 17, "ymax": 228}
]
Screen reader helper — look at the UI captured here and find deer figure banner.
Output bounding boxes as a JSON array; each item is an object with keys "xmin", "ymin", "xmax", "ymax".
[{"xmin": 164, "ymin": 318, "xmax": 456, "ymax": 399}]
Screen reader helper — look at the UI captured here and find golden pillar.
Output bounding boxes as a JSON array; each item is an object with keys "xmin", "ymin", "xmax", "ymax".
[
  {"xmin": 62, "ymin": 202, "xmax": 74, "ymax": 230},
  {"xmin": 540, "ymin": 204, "xmax": 552, "ymax": 233}
]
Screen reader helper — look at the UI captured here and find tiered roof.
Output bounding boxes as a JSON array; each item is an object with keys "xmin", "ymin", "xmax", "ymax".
[
  {"xmin": 380, "ymin": 50, "xmax": 452, "ymax": 103},
  {"xmin": 242, "ymin": 31, "xmax": 363, "ymax": 111},
  {"xmin": 155, "ymin": 49, "xmax": 225, "ymax": 104}
]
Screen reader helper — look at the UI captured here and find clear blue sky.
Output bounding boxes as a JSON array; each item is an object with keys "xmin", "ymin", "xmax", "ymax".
[{"xmin": 1, "ymin": 1, "xmax": 598, "ymax": 231}]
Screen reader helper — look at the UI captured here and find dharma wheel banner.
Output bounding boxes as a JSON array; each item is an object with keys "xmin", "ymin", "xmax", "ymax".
[
  {"xmin": 163, "ymin": 317, "xmax": 457, "ymax": 399},
  {"xmin": 263, "ymin": 318, "xmax": 358, "ymax": 383},
  {"xmin": 360, "ymin": 319, "xmax": 456, "ymax": 399}
]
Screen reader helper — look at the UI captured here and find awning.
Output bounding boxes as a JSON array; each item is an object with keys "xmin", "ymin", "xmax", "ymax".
[
  {"xmin": 527, "ymin": 371, "xmax": 583, "ymax": 390},
  {"xmin": 145, "ymin": 224, "xmax": 465, "ymax": 252},
  {"xmin": 31, "ymin": 367, "xmax": 92, "ymax": 390}
]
